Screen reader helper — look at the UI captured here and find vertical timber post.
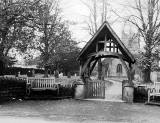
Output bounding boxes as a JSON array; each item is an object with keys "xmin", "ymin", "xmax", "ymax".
[
  {"xmin": 79, "ymin": 60, "xmax": 83, "ymax": 79},
  {"xmin": 88, "ymin": 61, "xmax": 91, "ymax": 77},
  {"xmin": 97, "ymin": 58, "xmax": 102, "ymax": 80},
  {"xmin": 129, "ymin": 62, "xmax": 134, "ymax": 84}
]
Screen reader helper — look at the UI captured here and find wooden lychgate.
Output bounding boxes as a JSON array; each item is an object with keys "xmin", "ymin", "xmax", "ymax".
[{"xmin": 77, "ymin": 21, "xmax": 136, "ymax": 99}]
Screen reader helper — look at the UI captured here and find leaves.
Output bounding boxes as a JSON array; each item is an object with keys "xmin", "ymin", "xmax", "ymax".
[{"xmin": 0, "ymin": 0, "xmax": 39, "ymax": 63}]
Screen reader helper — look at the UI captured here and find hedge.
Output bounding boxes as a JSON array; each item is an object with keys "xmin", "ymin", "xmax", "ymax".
[
  {"xmin": 0, "ymin": 76, "xmax": 26, "ymax": 101},
  {"xmin": 3, "ymin": 67, "xmax": 44, "ymax": 75},
  {"xmin": 0, "ymin": 76, "xmax": 78, "ymax": 101}
]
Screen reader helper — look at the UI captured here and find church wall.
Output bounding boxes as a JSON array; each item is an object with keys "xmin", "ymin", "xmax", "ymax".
[{"xmin": 109, "ymin": 59, "xmax": 127, "ymax": 77}]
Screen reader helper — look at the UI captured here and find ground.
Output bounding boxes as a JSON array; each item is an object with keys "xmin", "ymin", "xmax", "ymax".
[
  {"xmin": 0, "ymin": 99, "xmax": 160, "ymax": 123},
  {"xmin": 1, "ymin": 76, "xmax": 160, "ymax": 123}
]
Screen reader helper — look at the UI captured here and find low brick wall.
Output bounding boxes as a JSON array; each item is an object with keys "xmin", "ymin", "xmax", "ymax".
[{"xmin": 0, "ymin": 77, "xmax": 26, "ymax": 101}]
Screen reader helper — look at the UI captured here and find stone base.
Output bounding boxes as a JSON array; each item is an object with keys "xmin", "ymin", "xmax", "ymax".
[
  {"xmin": 74, "ymin": 84, "xmax": 86, "ymax": 100},
  {"xmin": 123, "ymin": 86, "xmax": 134, "ymax": 102},
  {"xmin": 122, "ymin": 80, "xmax": 134, "ymax": 103}
]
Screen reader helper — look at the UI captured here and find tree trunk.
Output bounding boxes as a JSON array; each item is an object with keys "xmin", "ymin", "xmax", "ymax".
[
  {"xmin": 0, "ymin": 60, "xmax": 5, "ymax": 76},
  {"xmin": 55, "ymin": 70, "xmax": 59, "ymax": 78},
  {"xmin": 43, "ymin": 51, "xmax": 49, "ymax": 77},
  {"xmin": 143, "ymin": 68, "xmax": 152, "ymax": 83},
  {"xmin": 97, "ymin": 59, "xmax": 102, "ymax": 80},
  {"xmin": 44, "ymin": 66, "xmax": 49, "ymax": 78}
]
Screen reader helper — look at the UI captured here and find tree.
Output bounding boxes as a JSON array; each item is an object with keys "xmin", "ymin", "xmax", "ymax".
[
  {"xmin": 0, "ymin": 0, "xmax": 40, "ymax": 74},
  {"xmin": 57, "ymin": 43, "xmax": 80, "ymax": 75},
  {"xmin": 81, "ymin": 0, "xmax": 110, "ymax": 35},
  {"xmin": 113, "ymin": 0, "xmax": 160, "ymax": 83},
  {"xmin": 32, "ymin": 0, "xmax": 75, "ymax": 77}
]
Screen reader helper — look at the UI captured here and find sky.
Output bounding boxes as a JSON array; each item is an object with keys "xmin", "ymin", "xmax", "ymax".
[{"xmin": 60, "ymin": 0, "xmax": 126, "ymax": 48}]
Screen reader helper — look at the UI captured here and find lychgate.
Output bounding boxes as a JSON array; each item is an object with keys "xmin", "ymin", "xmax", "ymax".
[{"xmin": 76, "ymin": 21, "xmax": 136, "ymax": 102}]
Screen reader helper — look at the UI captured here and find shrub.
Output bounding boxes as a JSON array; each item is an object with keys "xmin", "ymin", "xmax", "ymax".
[
  {"xmin": 58, "ymin": 83, "xmax": 75, "ymax": 98},
  {"xmin": 0, "ymin": 76, "xmax": 26, "ymax": 101},
  {"xmin": 3, "ymin": 67, "xmax": 44, "ymax": 75}
]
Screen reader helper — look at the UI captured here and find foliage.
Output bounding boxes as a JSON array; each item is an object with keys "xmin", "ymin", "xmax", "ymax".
[
  {"xmin": 0, "ymin": 0, "xmax": 38, "ymax": 57},
  {"xmin": 58, "ymin": 47, "xmax": 80, "ymax": 75},
  {"xmin": 27, "ymin": 0, "xmax": 77, "ymax": 77},
  {"xmin": 0, "ymin": 0, "xmax": 78, "ymax": 77},
  {"xmin": 0, "ymin": 0, "xmax": 41, "ymax": 74},
  {"xmin": 113, "ymin": 0, "xmax": 160, "ymax": 83},
  {"xmin": 135, "ymin": 51, "xmax": 160, "ymax": 72}
]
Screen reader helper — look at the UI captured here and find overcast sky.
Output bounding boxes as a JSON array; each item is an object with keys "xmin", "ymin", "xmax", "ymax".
[
  {"xmin": 59, "ymin": 0, "xmax": 145, "ymax": 49},
  {"xmin": 60, "ymin": 0, "xmax": 127, "ymax": 48}
]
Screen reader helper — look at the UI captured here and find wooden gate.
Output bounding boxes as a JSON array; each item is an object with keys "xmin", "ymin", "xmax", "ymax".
[{"xmin": 86, "ymin": 81, "xmax": 105, "ymax": 99}]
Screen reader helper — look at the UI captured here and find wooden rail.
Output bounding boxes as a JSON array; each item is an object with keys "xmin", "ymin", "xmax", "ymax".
[
  {"xmin": 148, "ymin": 82, "xmax": 160, "ymax": 102},
  {"xmin": 28, "ymin": 77, "xmax": 55, "ymax": 89}
]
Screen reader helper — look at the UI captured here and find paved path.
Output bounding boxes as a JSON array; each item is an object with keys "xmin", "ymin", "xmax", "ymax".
[{"xmin": 105, "ymin": 80, "xmax": 123, "ymax": 102}]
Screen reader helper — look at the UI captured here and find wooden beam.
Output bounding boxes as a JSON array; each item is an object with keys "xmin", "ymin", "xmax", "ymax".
[
  {"xmin": 129, "ymin": 62, "xmax": 133, "ymax": 81},
  {"xmin": 90, "ymin": 59, "xmax": 98, "ymax": 74},
  {"xmin": 104, "ymin": 34, "xmax": 107, "ymax": 52},
  {"xmin": 79, "ymin": 60, "xmax": 83, "ymax": 77},
  {"xmin": 88, "ymin": 62, "xmax": 91, "ymax": 77},
  {"xmin": 86, "ymin": 51, "xmax": 128, "ymax": 62},
  {"xmin": 81, "ymin": 57, "xmax": 92, "ymax": 75},
  {"xmin": 96, "ymin": 42, "xmax": 98, "ymax": 52}
]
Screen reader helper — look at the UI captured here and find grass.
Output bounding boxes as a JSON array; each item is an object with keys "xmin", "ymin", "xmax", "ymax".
[
  {"xmin": 55, "ymin": 76, "xmax": 80, "ymax": 84},
  {"xmin": 4, "ymin": 74, "xmax": 80, "ymax": 84}
]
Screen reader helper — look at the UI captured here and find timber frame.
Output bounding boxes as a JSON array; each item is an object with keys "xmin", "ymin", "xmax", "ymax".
[{"xmin": 76, "ymin": 21, "xmax": 136, "ymax": 82}]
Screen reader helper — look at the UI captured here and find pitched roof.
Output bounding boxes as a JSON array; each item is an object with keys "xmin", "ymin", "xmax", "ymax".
[{"xmin": 77, "ymin": 21, "xmax": 135, "ymax": 63}]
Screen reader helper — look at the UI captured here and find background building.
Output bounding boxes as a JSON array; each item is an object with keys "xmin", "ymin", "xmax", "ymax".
[{"xmin": 101, "ymin": 29, "xmax": 142, "ymax": 78}]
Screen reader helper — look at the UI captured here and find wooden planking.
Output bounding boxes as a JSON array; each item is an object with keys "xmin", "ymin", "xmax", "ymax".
[
  {"xmin": 86, "ymin": 81, "xmax": 105, "ymax": 99},
  {"xmin": 81, "ymin": 57, "xmax": 92, "ymax": 76},
  {"xmin": 18, "ymin": 77, "xmax": 56, "ymax": 88},
  {"xmin": 148, "ymin": 82, "xmax": 160, "ymax": 103}
]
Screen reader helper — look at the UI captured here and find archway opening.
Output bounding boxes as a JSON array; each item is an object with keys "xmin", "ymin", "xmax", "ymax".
[{"xmin": 89, "ymin": 57, "xmax": 130, "ymax": 102}]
